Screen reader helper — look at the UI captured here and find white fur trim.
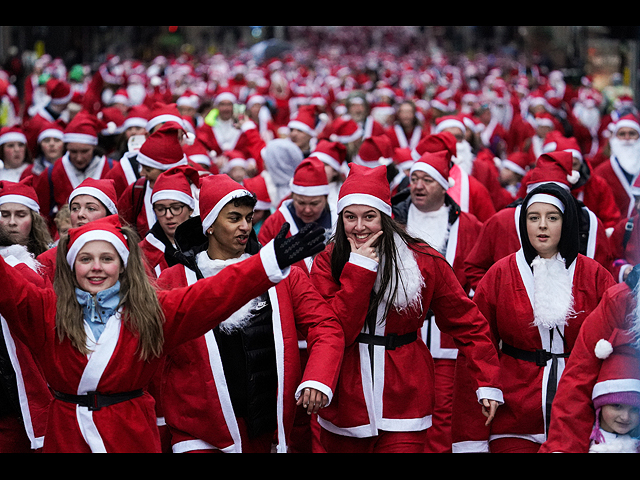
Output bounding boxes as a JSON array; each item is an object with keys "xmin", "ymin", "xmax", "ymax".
[
  {"xmin": 337, "ymin": 193, "xmax": 392, "ymax": 217},
  {"xmin": 410, "ymin": 162, "xmax": 450, "ymax": 190},
  {"xmin": 527, "ymin": 193, "xmax": 565, "ymax": 213},
  {"xmin": 594, "ymin": 339, "xmax": 614, "ymax": 359},
  {"xmin": 66, "ymin": 230, "xmax": 129, "ymax": 267},
  {"xmin": 0, "ymin": 194, "xmax": 40, "ymax": 213},
  {"xmin": 201, "ymin": 189, "xmax": 252, "ymax": 234},
  {"xmin": 0, "ymin": 131, "xmax": 27, "ymax": 146},
  {"xmin": 69, "ymin": 186, "xmax": 118, "ymax": 215},
  {"xmin": 63, "ymin": 133, "xmax": 98, "ymax": 145},
  {"xmin": 151, "ymin": 190, "xmax": 195, "ymax": 210},
  {"xmin": 136, "ymin": 151, "xmax": 188, "ymax": 171}
]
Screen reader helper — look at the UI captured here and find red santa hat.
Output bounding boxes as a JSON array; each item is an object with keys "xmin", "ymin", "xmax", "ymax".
[
  {"xmin": 309, "ymin": 140, "xmax": 347, "ymax": 174},
  {"xmin": 0, "ymin": 176, "xmax": 40, "ymax": 213},
  {"xmin": 146, "ymin": 102, "xmax": 185, "ymax": 133},
  {"xmin": 243, "ymin": 174, "xmax": 271, "ymax": 211},
  {"xmin": 183, "ymin": 138, "xmax": 214, "ymax": 170},
  {"xmin": 290, "ymin": 158, "xmax": 330, "ymax": 197},
  {"xmin": 614, "ymin": 113, "xmax": 640, "ymax": 136},
  {"xmin": 0, "ymin": 125, "xmax": 27, "ymax": 146},
  {"xmin": 590, "ymin": 328, "xmax": 640, "ymax": 444},
  {"xmin": 137, "ymin": 123, "xmax": 189, "ymax": 171},
  {"xmin": 63, "ymin": 111, "xmax": 105, "ymax": 146},
  {"xmin": 337, "ymin": 163, "xmax": 392, "ymax": 217},
  {"xmin": 110, "ymin": 88, "xmax": 130, "ymax": 107},
  {"xmin": 122, "ymin": 104, "xmax": 151, "ymax": 132},
  {"xmin": 199, "ymin": 174, "xmax": 253, "ymax": 235},
  {"xmin": 353, "ymin": 134, "xmax": 393, "ymax": 168},
  {"xmin": 542, "ymin": 132, "xmax": 583, "ymax": 164},
  {"xmin": 98, "ymin": 106, "xmax": 125, "ymax": 136},
  {"xmin": 68, "ymin": 178, "xmax": 118, "ymax": 215},
  {"xmin": 288, "ymin": 105, "xmax": 326, "ymax": 138},
  {"xmin": 501, "ymin": 151, "xmax": 531, "ymax": 177},
  {"xmin": 66, "ymin": 214, "xmax": 129, "ymax": 268},
  {"xmin": 176, "ymin": 89, "xmax": 200, "ymax": 110},
  {"xmin": 222, "ymin": 150, "xmax": 249, "ymax": 174},
  {"xmin": 327, "ymin": 116, "xmax": 364, "ymax": 144},
  {"xmin": 151, "ymin": 165, "xmax": 202, "ymax": 211},
  {"xmin": 393, "ymin": 147, "xmax": 415, "ymax": 172},
  {"xmin": 525, "ymin": 150, "xmax": 581, "ymax": 193},
  {"xmin": 246, "ymin": 94, "xmax": 266, "ymax": 110},
  {"xmin": 434, "ymin": 115, "xmax": 467, "ymax": 135},
  {"xmin": 46, "ymin": 78, "xmax": 73, "ymax": 106},
  {"xmin": 412, "ymin": 131, "xmax": 458, "ymax": 162},
  {"xmin": 214, "ymin": 88, "xmax": 237, "ymax": 106},
  {"xmin": 534, "ymin": 112, "xmax": 556, "ymax": 129},
  {"xmin": 36, "ymin": 121, "xmax": 64, "ymax": 145},
  {"xmin": 410, "ymin": 150, "xmax": 453, "ymax": 190}
]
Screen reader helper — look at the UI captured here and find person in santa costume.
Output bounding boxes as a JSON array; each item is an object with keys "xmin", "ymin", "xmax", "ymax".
[
  {"xmin": 309, "ymin": 163, "xmax": 503, "ymax": 453},
  {"xmin": 391, "ymin": 149, "xmax": 483, "ymax": 453},
  {"xmin": 139, "ymin": 165, "xmax": 204, "ymax": 280},
  {"xmin": 540, "ymin": 265, "xmax": 640, "ymax": 453},
  {"xmin": 37, "ymin": 177, "xmax": 118, "ymax": 284},
  {"xmin": 452, "ymin": 182, "xmax": 616, "ymax": 453},
  {"xmin": 0, "ymin": 125, "xmax": 31, "ymax": 183},
  {"xmin": 594, "ymin": 114, "xmax": 640, "ymax": 220},
  {"xmin": 352, "ymin": 134, "xmax": 409, "ymax": 198},
  {"xmin": 33, "ymin": 110, "xmax": 115, "ymax": 236},
  {"xmin": 309, "ymin": 139, "xmax": 347, "ymax": 217},
  {"xmin": 20, "ymin": 121, "xmax": 65, "ymax": 182},
  {"xmin": 259, "ymin": 157, "xmax": 336, "ymax": 276},
  {"xmin": 156, "ymin": 173, "xmax": 341, "ymax": 453},
  {"xmin": 0, "ymin": 179, "xmax": 53, "ymax": 452},
  {"xmin": 117, "ymin": 122, "xmax": 189, "ymax": 240},
  {"xmin": 384, "ymin": 100, "xmax": 427, "ymax": 151},
  {"xmin": 0, "ymin": 202, "xmax": 326, "ymax": 453},
  {"xmin": 197, "ymin": 90, "xmax": 251, "ymax": 159},
  {"xmin": 463, "ymin": 150, "xmax": 614, "ymax": 292},
  {"xmin": 609, "ymin": 178, "xmax": 640, "ymax": 283}
]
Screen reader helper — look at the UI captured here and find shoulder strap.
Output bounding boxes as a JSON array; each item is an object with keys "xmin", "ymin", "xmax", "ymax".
[{"xmin": 623, "ymin": 216, "xmax": 635, "ymax": 249}]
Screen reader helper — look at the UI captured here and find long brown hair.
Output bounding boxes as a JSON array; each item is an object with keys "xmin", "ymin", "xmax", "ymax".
[
  {"xmin": 53, "ymin": 225, "xmax": 165, "ymax": 361},
  {"xmin": 27, "ymin": 210, "xmax": 52, "ymax": 257},
  {"xmin": 330, "ymin": 212, "xmax": 428, "ymax": 328}
]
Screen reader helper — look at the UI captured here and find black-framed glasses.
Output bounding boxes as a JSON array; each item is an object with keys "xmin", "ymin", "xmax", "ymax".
[{"xmin": 153, "ymin": 203, "xmax": 187, "ymax": 217}]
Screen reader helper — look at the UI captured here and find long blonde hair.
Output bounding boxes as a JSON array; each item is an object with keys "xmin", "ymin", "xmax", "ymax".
[{"xmin": 53, "ymin": 225, "xmax": 165, "ymax": 361}]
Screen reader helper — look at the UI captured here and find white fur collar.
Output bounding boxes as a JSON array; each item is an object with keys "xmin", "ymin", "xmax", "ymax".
[
  {"xmin": 375, "ymin": 232, "xmax": 425, "ymax": 312},
  {"xmin": 0, "ymin": 244, "xmax": 41, "ymax": 273},
  {"xmin": 589, "ymin": 430, "xmax": 640, "ymax": 453},
  {"xmin": 196, "ymin": 251, "xmax": 259, "ymax": 334},
  {"xmin": 531, "ymin": 253, "xmax": 576, "ymax": 329}
]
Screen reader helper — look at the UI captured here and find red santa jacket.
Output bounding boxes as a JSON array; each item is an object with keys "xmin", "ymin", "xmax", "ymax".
[
  {"xmin": 117, "ymin": 177, "xmax": 155, "ymax": 240},
  {"xmin": 157, "ymin": 260, "xmax": 344, "ymax": 453},
  {"xmin": 0, "ymin": 245, "xmax": 286, "ymax": 453},
  {"xmin": 309, "ymin": 240, "xmax": 503, "ymax": 438},
  {"xmin": 594, "ymin": 157, "xmax": 638, "ymax": 219},
  {"xmin": 384, "ymin": 123, "xmax": 427, "ymax": 150},
  {"xmin": 452, "ymin": 251, "xmax": 616, "ymax": 452},
  {"xmin": 448, "ymin": 164, "xmax": 496, "ymax": 223},
  {"xmin": 609, "ymin": 211, "xmax": 640, "ymax": 282}
]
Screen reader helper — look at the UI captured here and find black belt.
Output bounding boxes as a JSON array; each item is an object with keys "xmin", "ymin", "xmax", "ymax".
[
  {"xmin": 54, "ymin": 389, "xmax": 144, "ymax": 411},
  {"xmin": 356, "ymin": 331, "xmax": 418, "ymax": 350},
  {"xmin": 501, "ymin": 342, "xmax": 570, "ymax": 367}
]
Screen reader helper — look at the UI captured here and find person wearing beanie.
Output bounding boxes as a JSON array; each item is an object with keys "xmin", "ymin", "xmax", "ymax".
[
  {"xmin": 0, "ymin": 126, "xmax": 31, "ymax": 183},
  {"xmin": 258, "ymin": 158, "xmax": 336, "ymax": 275},
  {"xmin": 0, "ymin": 203, "xmax": 325, "ymax": 453},
  {"xmin": 36, "ymin": 177, "xmax": 118, "ymax": 284},
  {"xmin": 541, "ymin": 267, "xmax": 640, "ymax": 452},
  {"xmin": 156, "ymin": 173, "xmax": 340, "ymax": 453},
  {"xmin": 463, "ymin": 151, "xmax": 614, "ymax": 292},
  {"xmin": 308, "ymin": 163, "xmax": 503, "ymax": 453},
  {"xmin": 33, "ymin": 111, "xmax": 115, "ymax": 236},
  {"xmin": 391, "ymin": 149, "xmax": 483, "ymax": 453},
  {"xmin": 453, "ymin": 183, "xmax": 615, "ymax": 453}
]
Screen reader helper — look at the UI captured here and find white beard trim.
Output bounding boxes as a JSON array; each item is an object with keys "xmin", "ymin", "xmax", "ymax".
[
  {"xmin": 375, "ymin": 232, "xmax": 425, "ymax": 313},
  {"xmin": 0, "ymin": 244, "xmax": 42, "ymax": 273},
  {"xmin": 610, "ymin": 136, "xmax": 640, "ymax": 176},
  {"xmin": 531, "ymin": 254, "xmax": 577, "ymax": 329},
  {"xmin": 453, "ymin": 140, "xmax": 474, "ymax": 176},
  {"xmin": 196, "ymin": 251, "xmax": 260, "ymax": 334}
]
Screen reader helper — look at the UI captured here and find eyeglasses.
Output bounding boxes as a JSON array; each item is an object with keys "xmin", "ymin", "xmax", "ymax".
[{"xmin": 153, "ymin": 204, "xmax": 187, "ymax": 217}]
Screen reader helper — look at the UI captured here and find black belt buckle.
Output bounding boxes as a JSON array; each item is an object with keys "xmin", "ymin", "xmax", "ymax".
[
  {"xmin": 385, "ymin": 333, "xmax": 399, "ymax": 350},
  {"xmin": 87, "ymin": 391, "xmax": 101, "ymax": 411},
  {"xmin": 535, "ymin": 349, "xmax": 551, "ymax": 367}
]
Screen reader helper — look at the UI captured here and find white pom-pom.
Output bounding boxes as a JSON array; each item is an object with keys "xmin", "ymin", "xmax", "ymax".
[
  {"xmin": 150, "ymin": 76, "xmax": 162, "ymax": 87},
  {"xmin": 184, "ymin": 131, "xmax": 195, "ymax": 146},
  {"xmin": 448, "ymin": 177, "xmax": 455, "ymax": 188},
  {"xmin": 567, "ymin": 170, "xmax": 581, "ymax": 185},
  {"xmin": 107, "ymin": 121, "xmax": 117, "ymax": 135},
  {"xmin": 595, "ymin": 339, "xmax": 614, "ymax": 359}
]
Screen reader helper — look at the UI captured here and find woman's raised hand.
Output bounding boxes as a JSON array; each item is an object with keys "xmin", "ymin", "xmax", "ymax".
[{"xmin": 347, "ymin": 231, "xmax": 383, "ymax": 263}]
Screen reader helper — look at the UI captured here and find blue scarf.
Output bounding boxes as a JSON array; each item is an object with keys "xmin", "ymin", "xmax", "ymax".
[{"xmin": 75, "ymin": 281, "xmax": 121, "ymax": 342}]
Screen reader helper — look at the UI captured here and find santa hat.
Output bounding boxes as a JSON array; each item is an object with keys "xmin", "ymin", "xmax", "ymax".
[
  {"xmin": 151, "ymin": 165, "xmax": 202, "ymax": 211},
  {"xmin": 36, "ymin": 121, "xmax": 64, "ymax": 145},
  {"xmin": 183, "ymin": 138, "xmax": 214, "ymax": 169},
  {"xmin": 222, "ymin": 150, "xmax": 249, "ymax": 174},
  {"xmin": 434, "ymin": 115, "xmax": 467, "ymax": 135},
  {"xmin": 410, "ymin": 150, "xmax": 453, "ymax": 190},
  {"xmin": 310, "ymin": 140, "xmax": 347, "ymax": 174},
  {"xmin": 68, "ymin": 178, "xmax": 118, "ymax": 215},
  {"xmin": 246, "ymin": 94, "xmax": 266, "ymax": 110},
  {"xmin": 353, "ymin": 134, "xmax": 393, "ymax": 167},
  {"xmin": 614, "ymin": 113, "xmax": 640, "ymax": 136},
  {"xmin": 122, "ymin": 104, "xmax": 151, "ymax": 132},
  {"xmin": 46, "ymin": 78, "xmax": 73, "ymax": 106},
  {"xmin": 243, "ymin": 174, "xmax": 272, "ymax": 211},
  {"xmin": 590, "ymin": 328, "xmax": 640, "ymax": 444},
  {"xmin": 97, "ymin": 107, "xmax": 125, "ymax": 136},
  {"xmin": 66, "ymin": 214, "xmax": 129, "ymax": 268},
  {"xmin": 63, "ymin": 111, "xmax": 104, "ymax": 146},
  {"xmin": 542, "ymin": 131, "xmax": 583, "ymax": 163},
  {"xmin": 288, "ymin": 105, "xmax": 326, "ymax": 138},
  {"xmin": 199, "ymin": 174, "xmax": 253, "ymax": 235},
  {"xmin": 176, "ymin": 89, "xmax": 200, "ymax": 110},
  {"xmin": 534, "ymin": 112, "xmax": 556, "ymax": 129},
  {"xmin": 337, "ymin": 163, "xmax": 391, "ymax": 216},
  {"xmin": 0, "ymin": 176, "xmax": 40, "ymax": 213},
  {"xmin": 393, "ymin": 147, "xmax": 415, "ymax": 172},
  {"xmin": 327, "ymin": 116, "xmax": 363, "ymax": 144},
  {"xmin": 412, "ymin": 131, "xmax": 458, "ymax": 162},
  {"xmin": 290, "ymin": 158, "xmax": 329, "ymax": 197},
  {"xmin": 526, "ymin": 151, "xmax": 581, "ymax": 193},
  {"xmin": 502, "ymin": 151, "xmax": 531, "ymax": 177},
  {"xmin": 146, "ymin": 102, "xmax": 185, "ymax": 133},
  {"xmin": 137, "ymin": 123, "xmax": 188, "ymax": 171},
  {"xmin": 214, "ymin": 88, "xmax": 237, "ymax": 105},
  {"xmin": 111, "ymin": 88, "xmax": 129, "ymax": 107},
  {"xmin": 0, "ymin": 126, "xmax": 27, "ymax": 146}
]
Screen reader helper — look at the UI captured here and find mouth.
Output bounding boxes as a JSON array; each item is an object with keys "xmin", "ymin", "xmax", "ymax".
[
  {"xmin": 237, "ymin": 234, "xmax": 249, "ymax": 244},
  {"xmin": 87, "ymin": 277, "xmax": 107, "ymax": 285}
]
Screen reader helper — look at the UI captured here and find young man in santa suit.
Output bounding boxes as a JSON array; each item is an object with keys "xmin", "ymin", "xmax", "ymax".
[
  {"xmin": 593, "ymin": 114, "xmax": 640, "ymax": 220},
  {"xmin": 156, "ymin": 173, "xmax": 342, "ymax": 453},
  {"xmin": 540, "ymin": 264, "xmax": 640, "ymax": 453},
  {"xmin": 33, "ymin": 110, "xmax": 115, "ymax": 236},
  {"xmin": 391, "ymin": 149, "xmax": 483, "ymax": 453},
  {"xmin": 463, "ymin": 151, "xmax": 614, "ymax": 292}
]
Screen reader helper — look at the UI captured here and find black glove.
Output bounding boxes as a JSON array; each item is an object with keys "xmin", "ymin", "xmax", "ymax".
[{"xmin": 273, "ymin": 222, "xmax": 326, "ymax": 270}]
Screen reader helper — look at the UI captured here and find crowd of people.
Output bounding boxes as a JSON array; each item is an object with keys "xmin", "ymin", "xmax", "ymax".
[{"xmin": 0, "ymin": 41, "xmax": 639, "ymax": 453}]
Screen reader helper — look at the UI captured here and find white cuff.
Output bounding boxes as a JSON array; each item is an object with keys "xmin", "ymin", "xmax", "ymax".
[
  {"xmin": 260, "ymin": 240, "xmax": 290, "ymax": 283},
  {"xmin": 348, "ymin": 252, "xmax": 378, "ymax": 272},
  {"xmin": 619, "ymin": 264, "xmax": 632, "ymax": 283},
  {"xmin": 295, "ymin": 380, "xmax": 333, "ymax": 406},
  {"xmin": 477, "ymin": 387, "xmax": 504, "ymax": 405},
  {"xmin": 452, "ymin": 440, "xmax": 490, "ymax": 453}
]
